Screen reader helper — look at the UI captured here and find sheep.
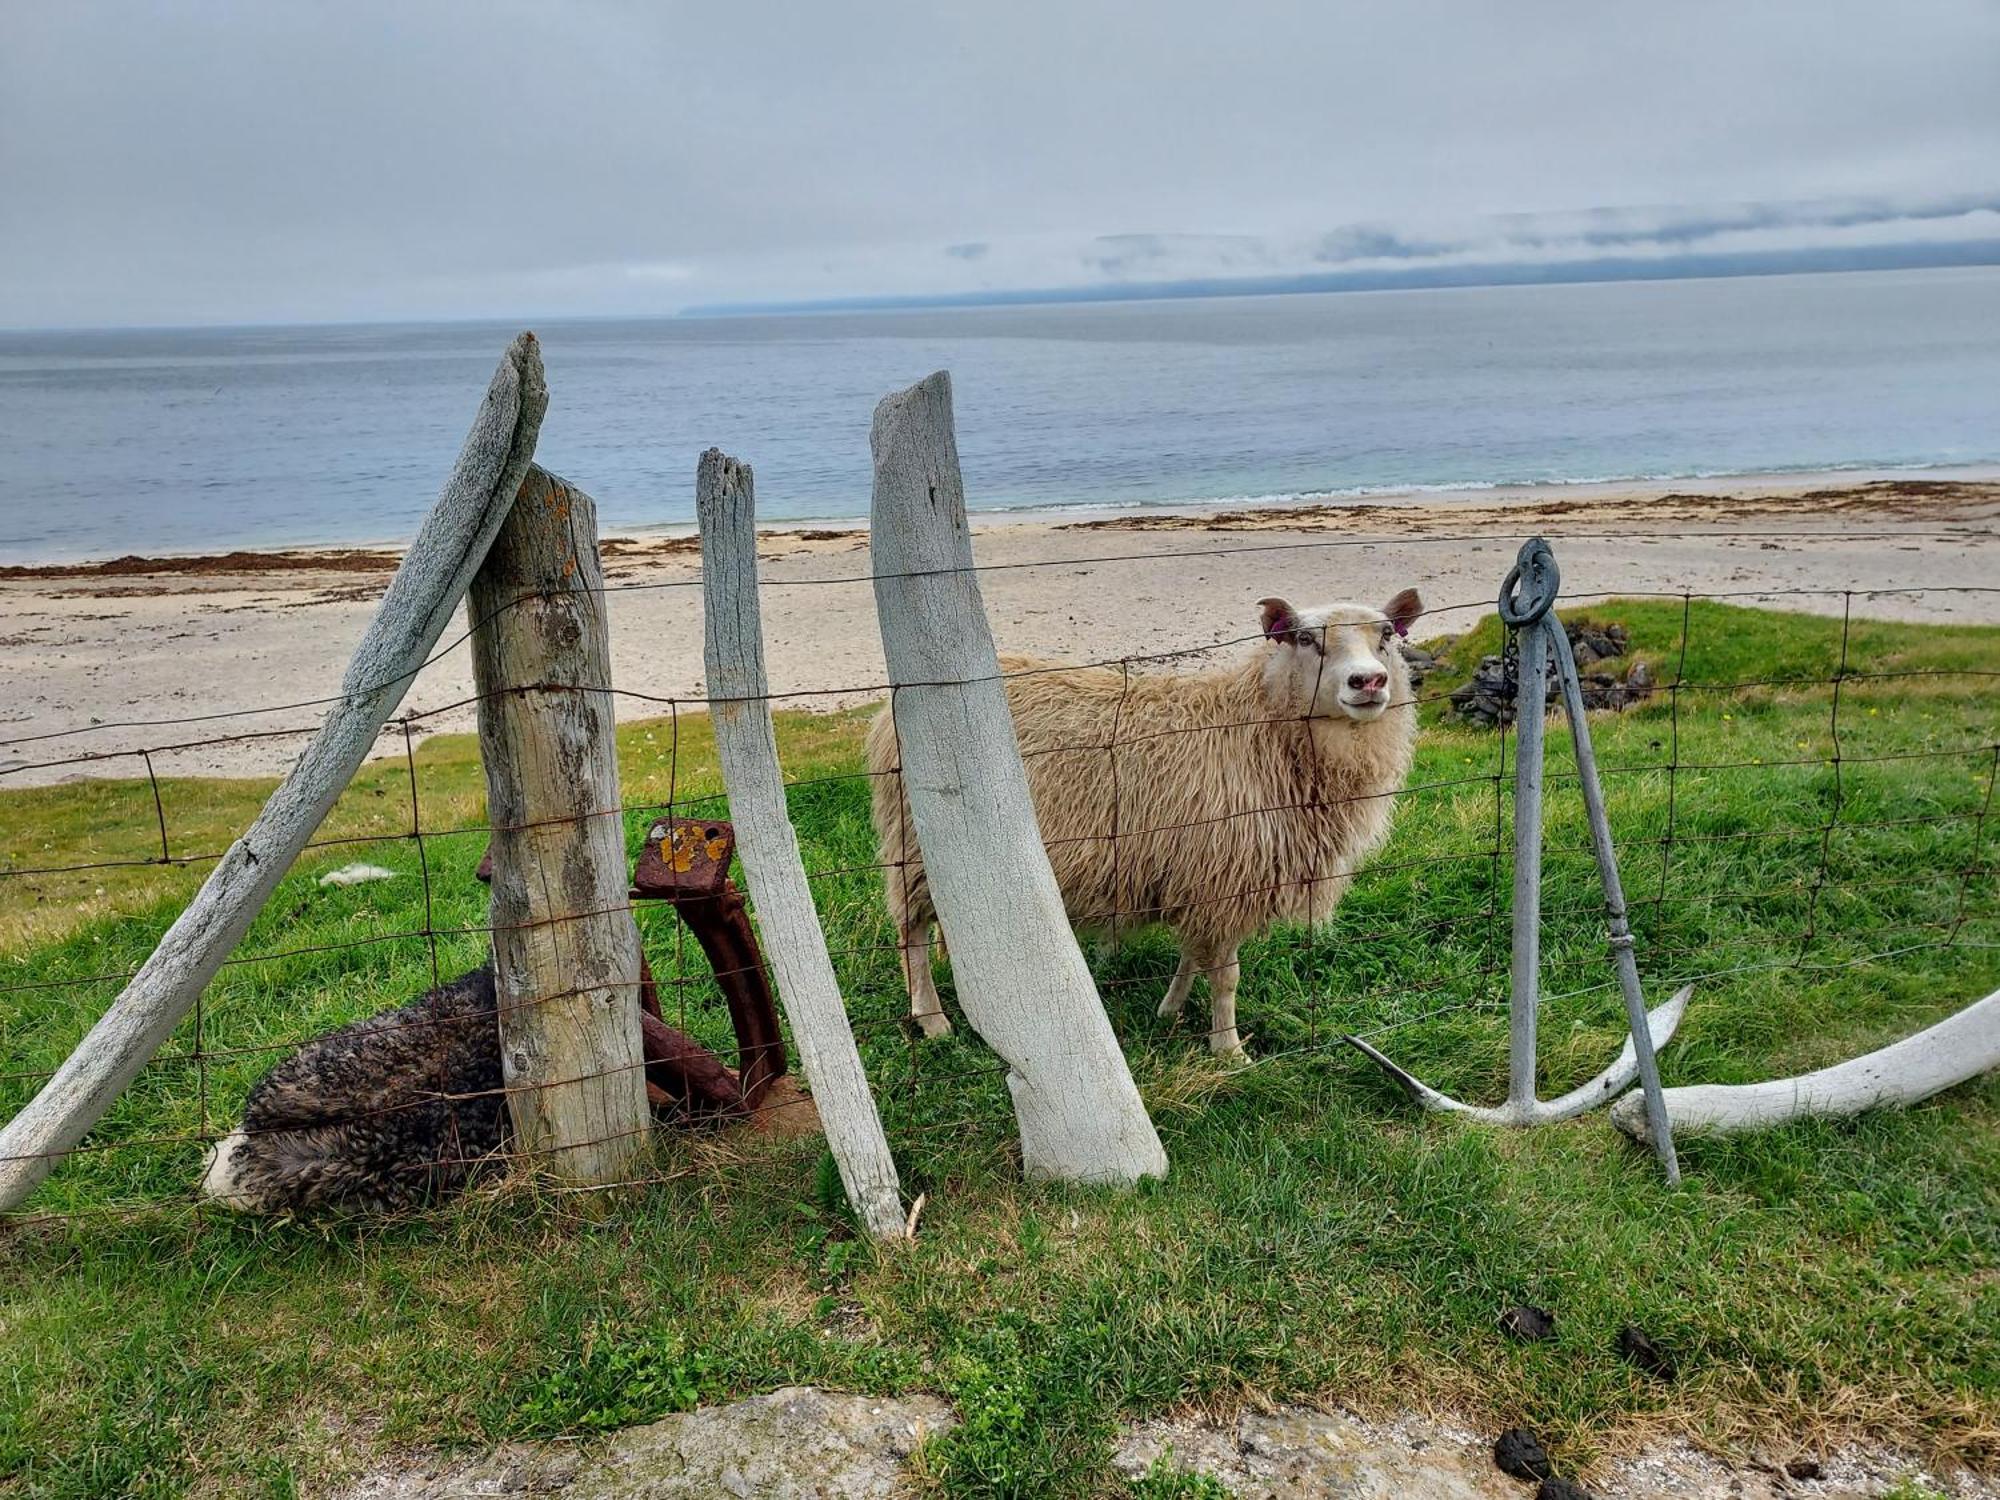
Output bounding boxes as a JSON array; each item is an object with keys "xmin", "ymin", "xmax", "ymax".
[
  {"xmin": 200, "ymin": 964, "xmax": 507, "ymax": 1213},
  {"xmin": 867, "ymin": 589, "xmax": 1422, "ymax": 1057}
]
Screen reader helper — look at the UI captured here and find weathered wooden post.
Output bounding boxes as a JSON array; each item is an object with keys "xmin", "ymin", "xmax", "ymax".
[
  {"xmin": 0, "ymin": 334, "xmax": 548, "ymax": 1212},
  {"xmin": 469, "ymin": 464, "xmax": 650, "ymax": 1184},
  {"xmin": 869, "ymin": 372, "xmax": 1168, "ymax": 1187},
  {"xmin": 697, "ymin": 449, "xmax": 907, "ymax": 1237}
]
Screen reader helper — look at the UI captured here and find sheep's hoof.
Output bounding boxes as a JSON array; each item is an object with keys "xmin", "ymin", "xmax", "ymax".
[
  {"xmin": 914, "ymin": 1012, "xmax": 952, "ymax": 1040},
  {"xmin": 1156, "ymin": 995, "xmax": 1186, "ymax": 1020},
  {"xmin": 1210, "ymin": 1039, "xmax": 1250, "ymax": 1067}
]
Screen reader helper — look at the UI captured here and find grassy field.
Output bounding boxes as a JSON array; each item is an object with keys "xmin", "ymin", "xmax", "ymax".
[{"xmin": 1, "ymin": 599, "xmax": 1996, "ymax": 1498}]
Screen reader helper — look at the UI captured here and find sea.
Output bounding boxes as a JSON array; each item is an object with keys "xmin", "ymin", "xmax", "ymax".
[{"xmin": 3, "ymin": 266, "xmax": 1999, "ymax": 564}]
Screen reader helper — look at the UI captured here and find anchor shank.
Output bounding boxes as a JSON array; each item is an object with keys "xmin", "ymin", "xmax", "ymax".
[
  {"xmin": 1548, "ymin": 615, "xmax": 1682, "ymax": 1183},
  {"xmin": 1507, "ymin": 587, "xmax": 1551, "ymax": 1110}
]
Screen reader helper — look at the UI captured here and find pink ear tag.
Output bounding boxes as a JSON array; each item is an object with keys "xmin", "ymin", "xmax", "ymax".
[{"xmin": 1393, "ymin": 619, "xmax": 1409, "ymax": 638}]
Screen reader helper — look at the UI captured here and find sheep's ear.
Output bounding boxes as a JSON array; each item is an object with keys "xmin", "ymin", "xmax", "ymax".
[
  {"xmin": 1383, "ymin": 588, "xmax": 1423, "ymax": 639},
  {"xmin": 1259, "ymin": 597, "xmax": 1299, "ymax": 642}
]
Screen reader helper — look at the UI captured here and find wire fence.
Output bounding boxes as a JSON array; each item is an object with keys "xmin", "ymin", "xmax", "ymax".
[{"xmin": 3, "ymin": 524, "xmax": 1997, "ymax": 1226}]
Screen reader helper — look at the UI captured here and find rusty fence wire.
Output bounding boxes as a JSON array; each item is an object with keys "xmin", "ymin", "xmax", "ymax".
[{"xmin": 2, "ymin": 527, "xmax": 1997, "ymax": 1226}]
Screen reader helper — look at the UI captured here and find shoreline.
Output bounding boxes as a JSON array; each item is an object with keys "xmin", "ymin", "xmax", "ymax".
[
  {"xmin": 8, "ymin": 465, "xmax": 2000, "ymax": 578},
  {"xmin": 4, "ymin": 475, "xmax": 1997, "ymax": 785}
]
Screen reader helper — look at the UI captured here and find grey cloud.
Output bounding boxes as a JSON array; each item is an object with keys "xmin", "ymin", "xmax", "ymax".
[
  {"xmin": 1310, "ymin": 226, "xmax": 1455, "ymax": 264},
  {"xmin": 3, "ymin": 0, "xmax": 1997, "ymax": 325},
  {"xmin": 1507, "ymin": 193, "xmax": 2000, "ymax": 251}
]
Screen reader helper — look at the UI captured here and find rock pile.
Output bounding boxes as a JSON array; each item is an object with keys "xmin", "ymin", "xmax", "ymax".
[
  {"xmin": 1398, "ymin": 640, "xmax": 1438, "ymax": 689},
  {"xmin": 1449, "ymin": 620, "xmax": 1654, "ymax": 728}
]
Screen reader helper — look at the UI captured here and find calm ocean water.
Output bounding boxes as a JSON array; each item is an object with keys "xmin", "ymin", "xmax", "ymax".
[{"xmin": 3, "ymin": 267, "xmax": 1998, "ymax": 563}]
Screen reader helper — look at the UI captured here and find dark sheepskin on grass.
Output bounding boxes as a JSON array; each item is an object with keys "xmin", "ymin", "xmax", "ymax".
[{"xmin": 200, "ymin": 964, "xmax": 508, "ymax": 1213}]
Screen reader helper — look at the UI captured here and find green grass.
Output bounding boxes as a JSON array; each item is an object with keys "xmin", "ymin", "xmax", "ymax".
[{"xmin": 2, "ymin": 600, "xmax": 1996, "ymax": 1498}]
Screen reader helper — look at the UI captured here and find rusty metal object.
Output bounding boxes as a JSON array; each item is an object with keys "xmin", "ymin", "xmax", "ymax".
[
  {"xmin": 632, "ymin": 817, "xmax": 736, "ymax": 899},
  {"xmin": 475, "ymin": 823, "xmax": 788, "ymax": 1119},
  {"xmin": 629, "ymin": 818, "xmax": 788, "ymax": 1107},
  {"xmin": 636, "ymin": 954, "xmax": 748, "ymax": 1120}
]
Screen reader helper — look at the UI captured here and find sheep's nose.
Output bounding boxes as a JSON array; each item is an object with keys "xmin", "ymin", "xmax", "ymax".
[{"xmin": 1348, "ymin": 671, "xmax": 1389, "ymax": 693}]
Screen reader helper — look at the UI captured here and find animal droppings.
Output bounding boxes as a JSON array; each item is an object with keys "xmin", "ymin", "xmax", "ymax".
[
  {"xmin": 1499, "ymin": 1304, "xmax": 1556, "ymax": 1341},
  {"xmin": 1616, "ymin": 1324, "xmax": 1678, "ymax": 1380},
  {"xmin": 1494, "ymin": 1426, "xmax": 1555, "ymax": 1482}
]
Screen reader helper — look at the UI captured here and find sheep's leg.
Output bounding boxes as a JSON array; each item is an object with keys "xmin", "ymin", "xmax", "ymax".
[
  {"xmin": 901, "ymin": 918, "xmax": 951, "ymax": 1039},
  {"xmin": 1205, "ymin": 946, "xmax": 1246, "ymax": 1060},
  {"xmin": 1156, "ymin": 949, "xmax": 1198, "ymax": 1020}
]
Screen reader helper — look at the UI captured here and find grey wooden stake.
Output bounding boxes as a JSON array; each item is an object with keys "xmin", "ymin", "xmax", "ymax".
[
  {"xmin": 696, "ymin": 450, "xmax": 907, "ymax": 1238},
  {"xmin": 0, "ymin": 334, "xmax": 548, "ymax": 1212},
  {"xmin": 1348, "ymin": 537, "xmax": 1688, "ymax": 1181},
  {"xmin": 470, "ymin": 464, "xmax": 651, "ymax": 1185},
  {"xmin": 869, "ymin": 372, "xmax": 1167, "ymax": 1187}
]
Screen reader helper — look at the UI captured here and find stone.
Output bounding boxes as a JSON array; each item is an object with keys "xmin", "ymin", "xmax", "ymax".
[
  {"xmin": 1399, "ymin": 642, "xmax": 1438, "ymax": 689},
  {"xmin": 1113, "ymin": 1409, "xmax": 1998, "ymax": 1499},
  {"xmin": 1118, "ymin": 1407, "xmax": 1522, "ymax": 1499},
  {"xmin": 336, "ymin": 1387, "xmax": 955, "ymax": 1499},
  {"xmin": 344, "ymin": 1391, "xmax": 2000, "ymax": 1500},
  {"xmin": 1449, "ymin": 618, "xmax": 1654, "ymax": 730}
]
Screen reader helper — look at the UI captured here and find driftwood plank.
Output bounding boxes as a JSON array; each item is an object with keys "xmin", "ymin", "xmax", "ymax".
[
  {"xmin": 0, "ymin": 335, "xmax": 549, "ymax": 1212},
  {"xmin": 697, "ymin": 449, "xmax": 906, "ymax": 1238},
  {"xmin": 868, "ymin": 372, "xmax": 1167, "ymax": 1187}
]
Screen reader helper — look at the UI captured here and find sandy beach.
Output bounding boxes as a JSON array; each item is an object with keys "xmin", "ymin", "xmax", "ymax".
[{"xmin": 4, "ymin": 474, "xmax": 1996, "ymax": 786}]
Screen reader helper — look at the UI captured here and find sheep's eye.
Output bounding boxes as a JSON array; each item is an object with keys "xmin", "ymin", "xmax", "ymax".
[{"xmin": 1380, "ymin": 623, "xmax": 1394, "ymax": 643}]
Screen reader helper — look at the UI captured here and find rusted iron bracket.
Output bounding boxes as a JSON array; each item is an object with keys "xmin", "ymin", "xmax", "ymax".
[
  {"xmin": 477, "ymin": 818, "xmax": 787, "ymax": 1121},
  {"xmin": 629, "ymin": 817, "xmax": 789, "ymax": 1107}
]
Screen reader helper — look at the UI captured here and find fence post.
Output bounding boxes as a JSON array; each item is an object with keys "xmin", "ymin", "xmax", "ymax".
[
  {"xmin": 696, "ymin": 450, "xmax": 907, "ymax": 1237},
  {"xmin": 469, "ymin": 464, "xmax": 650, "ymax": 1185},
  {"xmin": 0, "ymin": 334, "xmax": 548, "ymax": 1212},
  {"xmin": 869, "ymin": 372, "xmax": 1168, "ymax": 1187}
]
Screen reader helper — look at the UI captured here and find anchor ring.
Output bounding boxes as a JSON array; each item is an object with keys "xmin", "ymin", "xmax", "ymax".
[{"xmin": 1498, "ymin": 537, "xmax": 1560, "ymax": 626}]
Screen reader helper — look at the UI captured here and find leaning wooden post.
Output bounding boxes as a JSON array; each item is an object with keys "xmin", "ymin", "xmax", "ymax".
[
  {"xmin": 0, "ymin": 335, "xmax": 548, "ymax": 1212},
  {"xmin": 469, "ymin": 465, "xmax": 650, "ymax": 1184},
  {"xmin": 697, "ymin": 449, "xmax": 906, "ymax": 1237},
  {"xmin": 869, "ymin": 372, "xmax": 1168, "ymax": 1186}
]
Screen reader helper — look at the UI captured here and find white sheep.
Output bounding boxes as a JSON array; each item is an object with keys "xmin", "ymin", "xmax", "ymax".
[{"xmin": 868, "ymin": 589, "xmax": 1423, "ymax": 1056}]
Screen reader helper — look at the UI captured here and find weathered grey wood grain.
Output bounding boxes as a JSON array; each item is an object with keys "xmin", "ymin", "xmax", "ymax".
[
  {"xmin": 868, "ymin": 372, "xmax": 1167, "ymax": 1186},
  {"xmin": 697, "ymin": 450, "xmax": 906, "ymax": 1237},
  {"xmin": 470, "ymin": 465, "xmax": 650, "ymax": 1184},
  {"xmin": 0, "ymin": 335, "xmax": 549, "ymax": 1211}
]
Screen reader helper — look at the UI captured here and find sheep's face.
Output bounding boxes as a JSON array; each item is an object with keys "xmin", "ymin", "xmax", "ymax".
[{"xmin": 1258, "ymin": 590, "xmax": 1423, "ymax": 723}]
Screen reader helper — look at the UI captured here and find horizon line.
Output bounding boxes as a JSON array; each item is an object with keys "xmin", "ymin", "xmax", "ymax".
[
  {"xmin": 5, "ymin": 241, "xmax": 1999, "ymax": 335},
  {"xmin": 682, "ymin": 240, "xmax": 2000, "ymax": 317}
]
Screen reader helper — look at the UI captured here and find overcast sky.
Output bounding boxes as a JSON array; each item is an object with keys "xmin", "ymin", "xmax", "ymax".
[{"xmin": 4, "ymin": 1, "xmax": 1998, "ymax": 327}]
